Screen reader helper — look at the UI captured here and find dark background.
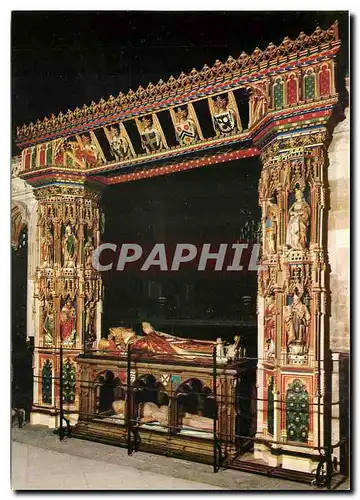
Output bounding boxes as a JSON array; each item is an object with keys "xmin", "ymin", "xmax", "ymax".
[
  {"xmin": 12, "ymin": 11, "xmax": 349, "ymax": 153},
  {"xmin": 102, "ymin": 157, "xmax": 260, "ymax": 350}
]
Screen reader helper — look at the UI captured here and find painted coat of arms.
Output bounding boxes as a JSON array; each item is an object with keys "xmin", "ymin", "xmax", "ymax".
[{"xmin": 170, "ymin": 104, "xmax": 203, "ymax": 147}]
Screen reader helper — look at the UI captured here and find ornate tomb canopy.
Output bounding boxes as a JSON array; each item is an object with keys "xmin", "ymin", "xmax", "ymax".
[{"xmin": 16, "ymin": 22, "xmax": 340, "ymax": 188}]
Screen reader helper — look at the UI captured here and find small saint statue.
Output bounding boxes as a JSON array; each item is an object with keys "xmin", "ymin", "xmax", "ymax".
[
  {"xmin": 60, "ymin": 298, "xmax": 76, "ymax": 346},
  {"xmin": 41, "ymin": 226, "xmax": 54, "ymax": 267},
  {"xmin": 286, "ymin": 188, "xmax": 310, "ymax": 250},
  {"xmin": 264, "ymin": 295, "xmax": 276, "ymax": 359},
  {"xmin": 84, "ymin": 236, "xmax": 95, "ymax": 269},
  {"xmin": 43, "ymin": 300, "xmax": 54, "ymax": 346},
  {"xmin": 63, "ymin": 225, "xmax": 78, "ymax": 267},
  {"xmin": 283, "ymin": 293, "xmax": 310, "ymax": 357},
  {"xmin": 266, "ymin": 215, "xmax": 277, "ymax": 255}
]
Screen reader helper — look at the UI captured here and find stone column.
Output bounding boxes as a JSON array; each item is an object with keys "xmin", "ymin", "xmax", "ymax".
[
  {"xmin": 255, "ymin": 131, "xmax": 332, "ymax": 473},
  {"xmin": 327, "ymin": 76, "xmax": 350, "ymax": 473},
  {"xmin": 30, "ymin": 182, "xmax": 103, "ymax": 427}
]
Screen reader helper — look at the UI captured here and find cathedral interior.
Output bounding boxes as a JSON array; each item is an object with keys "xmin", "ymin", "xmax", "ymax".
[{"xmin": 11, "ymin": 12, "xmax": 350, "ymax": 487}]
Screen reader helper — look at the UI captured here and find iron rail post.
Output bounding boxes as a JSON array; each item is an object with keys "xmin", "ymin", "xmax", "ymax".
[
  {"xmin": 59, "ymin": 342, "xmax": 64, "ymax": 441},
  {"xmin": 127, "ymin": 344, "xmax": 131, "ymax": 455}
]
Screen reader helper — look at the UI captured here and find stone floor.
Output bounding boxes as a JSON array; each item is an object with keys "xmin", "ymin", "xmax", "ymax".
[{"xmin": 11, "ymin": 425, "xmax": 350, "ymax": 491}]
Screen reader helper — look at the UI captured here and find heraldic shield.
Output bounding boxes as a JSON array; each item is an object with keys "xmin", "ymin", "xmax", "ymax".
[
  {"xmin": 213, "ymin": 110, "xmax": 236, "ymax": 134},
  {"xmin": 175, "ymin": 120, "xmax": 197, "ymax": 146},
  {"xmin": 170, "ymin": 103, "xmax": 203, "ymax": 147},
  {"xmin": 208, "ymin": 91, "xmax": 242, "ymax": 137}
]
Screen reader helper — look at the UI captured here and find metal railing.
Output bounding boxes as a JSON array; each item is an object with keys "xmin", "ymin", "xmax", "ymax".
[{"xmin": 26, "ymin": 343, "xmax": 349, "ymax": 489}]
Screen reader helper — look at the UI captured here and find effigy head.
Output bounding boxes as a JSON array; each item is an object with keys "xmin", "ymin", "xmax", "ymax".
[
  {"xmin": 109, "ymin": 327, "xmax": 136, "ymax": 344},
  {"xmin": 142, "ymin": 322, "xmax": 154, "ymax": 334}
]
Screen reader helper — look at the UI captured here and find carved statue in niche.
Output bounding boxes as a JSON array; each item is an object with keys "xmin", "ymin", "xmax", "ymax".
[
  {"xmin": 209, "ymin": 92, "xmax": 242, "ymax": 136},
  {"xmin": 62, "ymin": 224, "xmax": 78, "ymax": 267},
  {"xmin": 264, "ymin": 295, "xmax": 276, "ymax": 359},
  {"xmin": 170, "ymin": 105, "xmax": 201, "ymax": 146},
  {"xmin": 265, "ymin": 202, "xmax": 278, "ymax": 255},
  {"xmin": 286, "ymin": 187, "xmax": 310, "ymax": 250},
  {"xmin": 84, "ymin": 296, "xmax": 97, "ymax": 348},
  {"xmin": 84, "ymin": 236, "xmax": 95, "ymax": 269},
  {"xmin": 41, "ymin": 225, "xmax": 54, "ymax": 266},
  {"xmin": 60, "ymin": 298, "xmax": 76, "ymax": 346},
  {"xmin": 43, "ymin": 298, "xmax": 54, "ymax": 346},
  {"xmin": 136, "ymin": 114, "xmax": 167, "ymax": 154},
  {"xmin": 259, "ymin": 168, "xmax": 270, "ymax": 200},
  {"xmin": 283, "ymin": 292, "xmax": 310, "ymax": 360}
]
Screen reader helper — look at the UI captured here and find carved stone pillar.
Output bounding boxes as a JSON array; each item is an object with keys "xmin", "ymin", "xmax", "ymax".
[
  {"xmin": 254, "ymin": 131, "xmax": 331, "ymax": 472},
  {"xmin": 30, "ymin": 182, "xmax": 103, "ymax": 427},
  {"xmin": 12, "ymin": 163, "xmax": 39, "ymax": 343}
]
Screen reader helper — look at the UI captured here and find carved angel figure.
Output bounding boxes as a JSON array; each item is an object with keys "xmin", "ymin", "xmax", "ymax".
[
  {"xmin": 108, "ymin": 126, "xmax": 131, "ymax": 161},
  {"xmin": 138, "ymin": 115, "xmax": 164, "ymax": 154},
  {"xmin": 173, "ymin": 107, "xmax": 199, "ymax": 146},
  {"xmin": 210, "ymin": 93, "xmax": 242, "ymax": 136}
]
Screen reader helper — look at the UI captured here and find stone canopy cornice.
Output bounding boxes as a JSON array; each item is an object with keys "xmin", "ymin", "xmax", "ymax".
[{"xmin": 15, "ymin": 22, "xmax": 340, "ymax": 148}]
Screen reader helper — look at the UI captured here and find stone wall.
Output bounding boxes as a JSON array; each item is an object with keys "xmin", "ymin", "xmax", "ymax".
[
  {"xmin": 327, "ymin": 78, "xmax": 350, "ymax": 472},
  {"xmin": 328, "ymin": 84, "xmax": 350, "ymax": 353}
]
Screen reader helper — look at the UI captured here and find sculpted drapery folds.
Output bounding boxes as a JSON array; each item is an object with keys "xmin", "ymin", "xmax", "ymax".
[
  {"xmin": 283, "ymin": 293, "xmax": 311, "ymax": 357},
  {"xmin": 35, "ymin": 186, "xmax": 103, "ymax": 356},
  {"xmin": 60, "ymin": 298, "xmax": 76, "ymax": 346},
  {"xmin": 286, "ymin": 188, "xmax": 310, "ymax": 250},
  {"xmin": 265, "ymin": 202, "xmax": 278, "ymax": 256},
  {"xmin": 257, "ymin": 136, "xmax": 329, "ymax": 370},
  {"xmin": 63, "ymin": 224, "xmax": 78, "ymax": 267},
  {"xmin": 264, "ymin": 295, "xmax": 276, "ymax": 359},
  {"xmin": 43, "ymin": 298, "xmax": 54, "ymax": 346},
  {"xmin": 84, "ymin": 236, "xmax": 95, "ymax": 269},
  {"xmin": 98, "ymin": 321, "xmax": 242, "ymax": 362},
  {"xmin": 84, "ymin": 296, "xmax": 97, "ymax": 348},
  {"xmin": 41, "ymin": 225, "xmax": 54, "ymax": 267},
  {"xmin": 99, "ymin": 322, "xmax": 214, "ymax": 357}
]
